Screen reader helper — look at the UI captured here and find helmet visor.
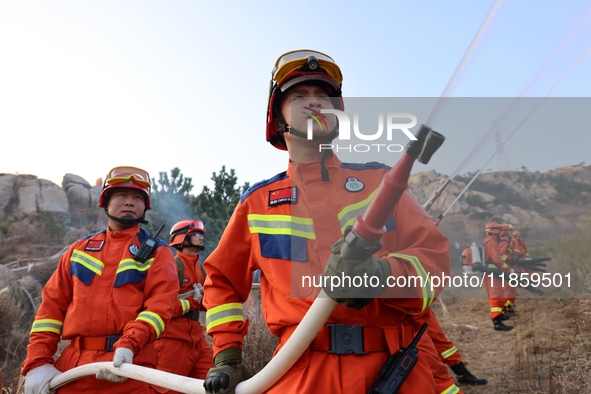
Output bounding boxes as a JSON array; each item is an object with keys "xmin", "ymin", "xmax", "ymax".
[
  {"xmin": 106, "ymin": 166, "xmax": 151, "ymax": 189},
  {"xmin": 272, "ymin": 49, "xmax": 343, "ymax": 87}
]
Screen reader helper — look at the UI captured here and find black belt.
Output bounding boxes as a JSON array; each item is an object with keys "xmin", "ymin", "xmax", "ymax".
[{"xmin": 181, "ymin": 310, "xmax": 200, "ymax": 320}]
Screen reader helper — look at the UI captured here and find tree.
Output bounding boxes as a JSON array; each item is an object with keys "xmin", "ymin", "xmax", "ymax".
[
  {"xmin": 146, "ymin": 167, "xmax": 194, "ymax": 236},
  {"xmin": 191, "ymin": 166, "xmax": 250, "ymax": 259}
]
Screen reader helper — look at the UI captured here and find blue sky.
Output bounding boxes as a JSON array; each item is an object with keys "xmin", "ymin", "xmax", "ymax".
[{"xmin": 1, "ymin": 0, "xmax": 589, "ymax": 191}]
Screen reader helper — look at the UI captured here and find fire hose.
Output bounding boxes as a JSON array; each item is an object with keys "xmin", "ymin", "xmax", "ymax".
[
  {"xmin": 50, "ymin": 125, "xmax": 445, "ymax": 393},
  {"xmin": 470, "ymin": 243, "xmax": 545, "ymax": 295}
]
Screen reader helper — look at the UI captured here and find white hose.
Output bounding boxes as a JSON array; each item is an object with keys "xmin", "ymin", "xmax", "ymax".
[
  {"xmin": 49, "ymin": 362, "xmax": 204, "ymax": 393},
  {"xmin": 236, "ymin": 295, "xmax": 337, "ymax": 393},
  {"xmin": 49, "ymin": 293, "xmax": 337, "ymax": 393}
]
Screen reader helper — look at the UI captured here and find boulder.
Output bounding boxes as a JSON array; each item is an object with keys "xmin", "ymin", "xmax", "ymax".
[
  {"xmin": 17, "ymin": 178, "xmax": 69, "ymax": 216},
  {"xmin": 0, "ymin": 174, "xmax": 17, "ymax": 221}
]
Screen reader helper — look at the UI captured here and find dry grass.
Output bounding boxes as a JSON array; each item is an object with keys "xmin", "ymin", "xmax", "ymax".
[{"xmin": 242, "ymin": 290, "xmax": 277, "ymax": 374}]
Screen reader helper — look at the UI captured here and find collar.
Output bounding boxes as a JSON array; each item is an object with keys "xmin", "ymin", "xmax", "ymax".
[{"xmin": 287, "ymin": 154, "xmax": 342, "ymax": 183}]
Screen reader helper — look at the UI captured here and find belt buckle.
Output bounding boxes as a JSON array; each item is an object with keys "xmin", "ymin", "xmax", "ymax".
[
  {"xmin": 327, "ymin": 324, "xmax": 366, "ymax": 355},
  {"xmin": 105, "ymin": 335, "xmax": 121, "ymax": 352}
]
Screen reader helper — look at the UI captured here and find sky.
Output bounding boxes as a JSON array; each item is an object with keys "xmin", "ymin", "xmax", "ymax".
[{"xmin": 1, "ymin": 0, "xmax": 590, "ymax": 193}]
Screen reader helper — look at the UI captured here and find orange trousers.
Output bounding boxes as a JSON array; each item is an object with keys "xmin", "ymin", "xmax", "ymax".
[
  {"xmin": 427, "ymin": 311, "xmax": 462, "ymax": 367},
  {"xmin": 484, "ymin": 275, "xmax": 506, "ymax": 320},
  {"xmin": 154, "ymin": 334, "xmax": 213, "ymax": 388}
]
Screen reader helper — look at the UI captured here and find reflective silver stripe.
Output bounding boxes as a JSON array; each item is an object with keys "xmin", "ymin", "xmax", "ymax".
[
  {"xmin": 388, "ymin": 253, "xmax": 434, "ymax": 312},
  {"xmin": 31, "ymin": 319, "xmax": 63, "ymax": 335},
  {"xmin": 71, "ymin": 250, "xmax": 104, "ymax": 275},
  {"xmin": 441, "ymin": 345, "xmax": 457, "ymax": 359},
  {"xmin": 116, "ymin": 258, "xmax": 154, "ymax": 274},
  {"xmin": 247, "ymin": 214, "xmax": 316, "ymax": 240},
  {"xmin": 337, "ymin": 191, "xmax": 376, "ymax": 233},
  {"xmin": 441, "ymin": 384, "xmax": 460, "ymax": 394},
  {"xmin": 206, "ymin": 303, "xmax": 244, "ymax": 332},
  {"xmin": 137, "ymin": 311, "xmax": 165, "ymax": 337}
]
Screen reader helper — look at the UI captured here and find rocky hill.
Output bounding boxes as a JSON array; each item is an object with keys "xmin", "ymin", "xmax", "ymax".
[{"xmin": 1, "ymin": 164, "xmax": 590, "ymax": 269}]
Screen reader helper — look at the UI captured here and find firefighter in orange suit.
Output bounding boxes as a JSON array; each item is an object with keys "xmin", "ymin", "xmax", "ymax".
[
  {"xmin": 202, "ymin": 50, "xmax": 453, "ymax": 394},
  {"xmin": 510, "ymin": 231, "xmax": 529, "ymax": 260},
  {"xmin": 499, "ymin": 224, "xmax": 516, "ymax": 316},
  {"xmin": 422, "ymin": 309, "xmax": 487, "ymax": 386},
  {"xmin": 21, "ymin": 166, "xmax": 179, "ymax": 394},
  {"xmin": 483, "ymin": 222, "xmax": 513, "ymax": 331},
  {"xmin": 154, "ymin": 219, "xmax": 213, "ymax": 386}
]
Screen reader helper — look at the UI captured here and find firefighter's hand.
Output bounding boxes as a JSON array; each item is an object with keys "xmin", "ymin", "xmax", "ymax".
[
  {"xmin": 204, "ymin": 347, "xmax": 253, "ymax": 394},
  {"xmin": 25, "ymin": 364, "xmax": 61, "ymax": 394},
  {"xmin": 322, "ymin": 238, "xmax": 391, "ymax": 309},
  {"xmin": 96, "ymin": 347, "xmax": 134, "ymax": 383},
  {"xmin": 193, "ymin": 283, "xmax": 204, "ymax": 302}
]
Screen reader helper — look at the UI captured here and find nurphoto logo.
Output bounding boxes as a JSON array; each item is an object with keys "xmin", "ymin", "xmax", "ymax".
[{"xmin": 307, "ymin": 109, "xmax": 418, "ymax": 153}]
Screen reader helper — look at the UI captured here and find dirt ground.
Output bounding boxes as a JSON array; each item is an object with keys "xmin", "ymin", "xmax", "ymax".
[{"xmin": 431, "ymin": 295, "xmax": 580, "ymax": 394}]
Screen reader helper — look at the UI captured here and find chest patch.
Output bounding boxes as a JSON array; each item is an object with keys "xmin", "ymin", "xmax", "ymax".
[
  {"xmin": 269, "ymin": 186, "xmax": 297, "ymax": 206},
  {"xmin": 85, "ymin": 239, "xmax": 104, "ymax": 251},
  {"xmin": 344, "ymin": 177, "xmax": 364, "ymax": 192},
  {"xmin": 129, "ymin": 243, "xmax": 139, "ymax": 256}
]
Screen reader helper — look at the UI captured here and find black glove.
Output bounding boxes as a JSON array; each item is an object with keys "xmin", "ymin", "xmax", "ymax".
[
  {"xmin": 322, "ymin": 238, "xmax": 391, "ymax": 309},
  {"xmin": 203, "ymin": 347, "xmax": 253, "ymax": 394}
]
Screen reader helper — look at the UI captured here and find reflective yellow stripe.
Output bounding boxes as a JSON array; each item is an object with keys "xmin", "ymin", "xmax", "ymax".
[
  {"xmin": 504, "ymin": 300, "xmax": 514, "ymax": 307},
  {"xmin": 491, "ymin": 307, "xmax": 503, "ymax": 313},
  {"xmin": 179, "ymin": 299, "xmax": 190, "ymax": 314},
  {"xmin": 387, "ymin": 253, "xmax": 433, "ymax": 312},
  {"xmin": 336, "ymin": 190, "xmax": 376, "ymax": 233},
  {"xmin": 71, "ymin": 250, "xmax": 104, "ymax": 275},
  {"xmin": 137, "ymin": 311, "xmax": 165, "ymax": 338},
  {"xmin": 206, "ymin": 302, "xmax": 244, "ymax": 332},
  {"xmin": 501, "ymin": 255, "xmax": 507, "ymax": 261},
  {"xmin": 441, "ymin": 384, "xmax": 460, "ymax": 394},
  {"xmin": 247, "ymin": 214, "xmax": 316, "ymax": 240},
  {"xmin": 31, "ymin": 318, "xmax": 63, "ymax": 335},
  {"xmin": 441, "ymin": 345, "xmax": 458, "ymax": 359},
  {"xmin": 116, "ymin": 258, "xmax": 154, "ymax": 274}
]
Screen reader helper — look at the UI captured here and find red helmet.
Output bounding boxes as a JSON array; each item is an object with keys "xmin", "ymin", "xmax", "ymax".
[
  {"xmin": 266, "ymin": 49, "xmax": 344, "ymax": 150},
  {"xmin": 485, "ymin": 221, "xmax": 501, "ymax": 235},
  {"xmin": 500, "ymin": 223, "xmax": 513, "ymax": 237},
  {"xmin": 169, "ymin": 219, "xmax": 206, "ymax": 248},
  {"xmin": 98, "ymin": 166, "xmax": 151, "ymax": 210},
  {"xmin": 513, "ymin": 230, "xmax": 522, "ymax": 238}
]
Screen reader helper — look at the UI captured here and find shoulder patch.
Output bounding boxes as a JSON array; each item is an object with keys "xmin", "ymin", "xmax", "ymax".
[
  {"xmin": 241, "ymin": 171, "xmax": 289, "ymax": 203},
  {"xmin": 341, "ymin": 161, "xmax": 391, "ymax": 171}
]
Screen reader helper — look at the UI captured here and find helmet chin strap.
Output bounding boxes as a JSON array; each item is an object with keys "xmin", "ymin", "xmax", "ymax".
[
  {"xmin": 105, "ymin": 210, "xmax": 149, "ymax": 225},
  {"xmin": 282, "ymin": 123, "xmax": 337, "ymax": 182},
  {"xmin": 180, "ymin": 242, "xmax": 205, "ymax": 251}
]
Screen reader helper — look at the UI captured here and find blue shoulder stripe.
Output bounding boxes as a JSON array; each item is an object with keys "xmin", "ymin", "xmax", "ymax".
[
  {"xmin": 78, "ymin": 229, "xmax": 107, "ymax": 242},
  {"xmin": 137, "ymin": 228, "xmax": 169, "ymax": 247},
  {"xmin": 241, "ymin": 171, "xmax": 289, "ymax": 203},
  {"xmin": 341, "ymin": 161, "xmax": 391, "ymax": 171}
]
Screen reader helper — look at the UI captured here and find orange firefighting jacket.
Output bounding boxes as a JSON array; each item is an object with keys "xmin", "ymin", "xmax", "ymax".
[
  {"xmin": 484, "ymin": 235, "xmax": 508, "ymax": 271},
  {"xmin": 499, "ymin": 236, "xmax": 512, "ymax": 262},
  {"xmin": 160, "ymin": 250, "xmax": 207, "ymax": 345},
  {"xmin": 510, "ymin": 239, "xmax": 529, "ymax": 260},
  {"xmin": 203, "ymin": 155, "xmax": 450, "ymax": 354},
  {"xmin": 21, "ymin": 225, "xmax": 179, "ymax": 374},
  {"xmin": 460, "ymin": 247, "xmax": 473, "ymax": 266}
]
